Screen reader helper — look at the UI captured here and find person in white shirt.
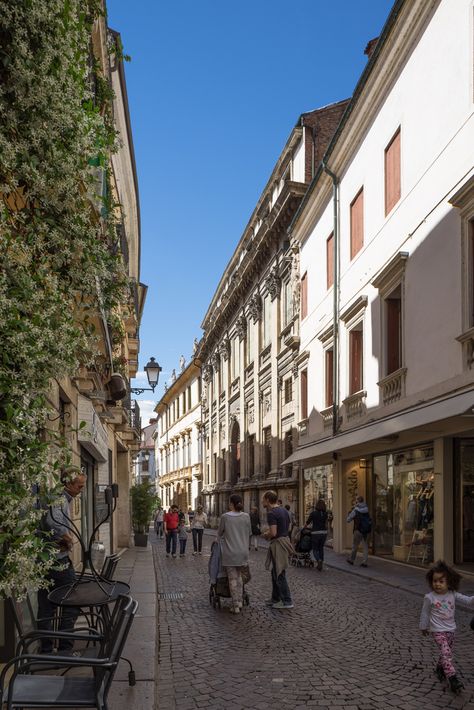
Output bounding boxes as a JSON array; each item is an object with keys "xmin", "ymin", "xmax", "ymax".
[{"xmin": 419, "ymin": 560, "xmax": 474, "ymax": 694}]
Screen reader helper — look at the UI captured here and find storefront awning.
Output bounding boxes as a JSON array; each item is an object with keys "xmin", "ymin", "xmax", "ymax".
[{"xmin": 282, "ymin": 389, "xmax": 474, "ymax": 466}]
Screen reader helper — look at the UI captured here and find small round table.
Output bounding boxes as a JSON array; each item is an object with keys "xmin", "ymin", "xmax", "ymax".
[{"xmin": 48, "ymin": 579, "xmax": 130, "ymax": 607}]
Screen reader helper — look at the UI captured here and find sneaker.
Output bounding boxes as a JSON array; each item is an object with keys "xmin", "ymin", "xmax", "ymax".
[
  {"xmin": 272, "ymin": 601, "xmax": 294, "ymax": 609},
  {"xmin": 346, "ymin": 559, "xmax": 354, "ymax": 565},
  {"xmin": 166, "ymin": 553, "xmax": 170, "ymax": 558},
  {"xmin": 229, "ymin": 606, "xmax": 240, "ymax": 614},
  {"xmin": 172, "ymin": 554, "xmax": 177, "ymax": 558},
  {"xmin": 435, "ymin": 664, "xmax": 445, "ymax": 682},
  {"xmin": 192, "ymin": 552, "xmax": 197, "ymax": 556},
  {"xmin": 265, "ymin": 599, "xmax": 278, "ymax": 606},
  {"xmin": 198, "ymin": 552, "xmax": 202, "ymax": 555},
  {"xmin": 360, "ymin": 563, "xmax": 368, "ymax": 568},
  {"xmin": 179, "ymin": 554, "xmax": 184, "ymax": 557},
  {"xmin": 317, "ymin": 560, "xmax": 323, "ymax": 571},
  {"xmin": 448, "ymin": 675, "xmax": 464, "ymax": 695}
]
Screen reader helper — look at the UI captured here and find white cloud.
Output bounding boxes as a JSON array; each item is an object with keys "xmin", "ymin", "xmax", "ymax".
[{"xmin": 136, "ymin": 399, "xmax": 157, "ymax": 426}]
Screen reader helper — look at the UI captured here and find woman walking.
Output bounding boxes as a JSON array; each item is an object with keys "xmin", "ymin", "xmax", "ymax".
[
  {"xmin": 217, "ymin": 494, "xmax": 251, "ymax": 614},
  {"xmin": 306, "ymin": 499, "xmax": 329, "ymax": 571},
  {"xmin": 191, "ymin": 505, "xmax": 207, "ymax": 555}
]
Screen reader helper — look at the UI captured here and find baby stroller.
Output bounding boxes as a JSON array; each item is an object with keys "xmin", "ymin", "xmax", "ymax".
[
  {"xmin": 208, "ymin": 540, "xmax": 250, "ymax": 609},
  {"xmin": 290, "ymin": 527, "xmax": 314, "ymax": 568}
]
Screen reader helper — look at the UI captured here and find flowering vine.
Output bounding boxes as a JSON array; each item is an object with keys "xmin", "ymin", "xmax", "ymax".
[{"xmin": 0, "ymin": 0, "xmax": 130, "ymax": 596}]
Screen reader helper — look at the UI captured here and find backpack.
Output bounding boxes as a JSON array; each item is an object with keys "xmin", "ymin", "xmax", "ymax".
[{"xmin": 356, "ymin": 512, "xmax": 372, "ymax": 535}]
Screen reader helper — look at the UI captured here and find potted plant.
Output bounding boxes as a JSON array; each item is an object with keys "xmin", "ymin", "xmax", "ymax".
[{"xmin": 131, "ymin": 482, "xmax": 157, "ymax": 547}]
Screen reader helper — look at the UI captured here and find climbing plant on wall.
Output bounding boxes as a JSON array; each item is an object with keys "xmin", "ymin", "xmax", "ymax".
[{"xmin": 0, "ymin": 0, "xmax": 129, "ymax": 596}]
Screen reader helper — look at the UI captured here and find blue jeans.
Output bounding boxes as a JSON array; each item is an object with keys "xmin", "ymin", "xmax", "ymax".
[
  {"xmin": 311, "ymin": 532, "xmax": 327, "ymax": 561},
  {"xmin": 166, "ymin": 529, "xmax": 178, "ymax": 555},
  {"xmin": 271, "ymin": 564, "xmax": 292, "ymax": 605},
  {"xmin": 179, "ymin": 539, "xmax": 187, "ymax": 555},
  {"xmin": 37, "ymin": 558, "xmax": 79, "ymax": 652}
]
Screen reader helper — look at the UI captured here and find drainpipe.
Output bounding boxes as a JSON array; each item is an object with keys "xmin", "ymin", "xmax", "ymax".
[{"xmin": 322, "ymin": 161, "xmax": 340, "ymax": 437}]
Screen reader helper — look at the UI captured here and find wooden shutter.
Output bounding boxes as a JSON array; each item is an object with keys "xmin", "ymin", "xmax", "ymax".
[
  {"xmin": 349, "ymin": 329, "xmax": 363, "ymax": 394},
  {"xmin": 301, "ymin": 272, "xmax": 308, "ymax": 319},
  {"xmin": 385, "ymin": 128, "xmax": 401, "ymax": 215},
  {"xmin": 325, "ymin": 349, "xmax": 334, "ymax": 407},
  {"xmin": 300, "ymin": 369, "xmax": 308, "ymax": 419},
  {"xmin": 350, "ymin": 188, "xmax": 364, "ymax": 260},
  {"xmin": 327, "ymin": 233, "xmax": 334, "ymax": 289},
  {"xmin": 386, "ymin": 298, "xmax": 401, "ymax": 374}
]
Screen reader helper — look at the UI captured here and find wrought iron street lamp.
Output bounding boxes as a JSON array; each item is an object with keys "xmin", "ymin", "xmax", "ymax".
[{"xmin": 130, "ymin": 357, "xmax": 162, "ymax": 395}]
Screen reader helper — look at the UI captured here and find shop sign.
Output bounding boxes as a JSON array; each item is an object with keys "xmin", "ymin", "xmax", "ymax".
[{"xmin": 78, "ymin": 395, "xmax": 108, "ymax": 462}]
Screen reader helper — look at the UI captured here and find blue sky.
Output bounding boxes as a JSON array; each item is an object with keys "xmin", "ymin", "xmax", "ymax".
[{"xmin": 107, "ymin": 0, "xmax": 395, "ymax": 422}]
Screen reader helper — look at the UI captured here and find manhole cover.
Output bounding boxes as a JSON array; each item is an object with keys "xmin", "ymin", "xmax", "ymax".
[{"xmin": 158, "ymin": 592, "xmax": 184, "ymax": 600}]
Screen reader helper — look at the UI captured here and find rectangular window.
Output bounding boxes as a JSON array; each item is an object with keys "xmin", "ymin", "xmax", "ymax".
[
  {"xmin": 327, "ymin": 233, "xmax": 334, "ymax": 289},
  {"xmin": 349, "ymin": 326, "xmax": 363, "ymax": 394},
  {"xmin": 350, "ymin": 188, "xmax": 364, "ymax": 260},
  {"xmin": 263, "ymin": 427, "xmax": 271, "ymax": 475},
  {"xmin": 284, "ymin": 430, "xmax": 293, "ymax": 459},
  {"xmin": 247, "ymin": 434, "xmax": 255, "ymax": 475},
  {"xmin": 141, "ymin": 458, "xmax": 149, "ymax": 472},
  {"xmin": 231, "ymin": 337, "xmax": 240, "ymax": 380},
  {"xmin": 188, "ymin": 386, "xmax": 192, "ymax": 410},
  {"xmin": 284, "ymin": 378, "xmax": 293, "ymax": 404},
  {"xmin": 282, "ymin": 280, "xmax": 293, "ymax": 328},
  {"xmin": 245, "ymin": 318, "xmax": 254, "ymax": 365},
  {"xmin": 301, "ymin": 272, "xmax": 308, "ymax": 319},
  {"xmin": 300, "ymin": 369, "xmax": 308, "ymax": 420},
  {"xmin": 386, "ymin": 288, "xmax": 402, "ymax": 374},
  {"xmin": 176, "ymin": 398, "xmax": 180, "ymax": 419},
  {"xmin": 221, "ymin": 448, "xmax": 226, "ymax": 481},
  {"xmin": 325, "ymin": 348, "xmax": 334, "ymax": 407},
  {"xmin": 385, "ymin": 128, "xmax": 401, "ymax": 215},
  {"xmin": 263, "ymin": 295, "xmax": 271, "ymax": 347}
]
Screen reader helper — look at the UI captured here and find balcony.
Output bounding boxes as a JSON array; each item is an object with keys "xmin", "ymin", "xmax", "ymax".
[
  {"xmin": 320, "ymin": 406, "xmax": 333, "ymax": 430},
  {"xmin": 130, "ymin": 400, "xmax": 141, "ymax": 435},
  {"xmin": 378, "ymin": 368, "xmax": 407, "ymax": 405},
  {"xmin": 343, "ymin": 390, "xmax": 367, "ymax": 421}
]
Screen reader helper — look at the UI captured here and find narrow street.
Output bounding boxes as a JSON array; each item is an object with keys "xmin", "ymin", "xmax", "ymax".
[{"xmin": 152, "ymin": 533, "xmax": 474, "ymax": 710}]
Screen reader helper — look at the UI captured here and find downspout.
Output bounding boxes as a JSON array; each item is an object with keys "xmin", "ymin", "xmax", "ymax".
[{"xmin": 321, "ymin": 162, "xmax": 340, "ymax": 437}]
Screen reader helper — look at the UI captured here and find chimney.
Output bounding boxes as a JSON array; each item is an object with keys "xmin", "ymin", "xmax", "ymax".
[{"xmin": 364, "ymin": 37, "xmax": 379, "ymax": 60}]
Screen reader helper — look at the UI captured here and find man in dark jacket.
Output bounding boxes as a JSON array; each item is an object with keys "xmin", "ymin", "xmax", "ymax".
[{"xmin": 346, "ymin": 496, "xmax": 371, "ymax": 567}]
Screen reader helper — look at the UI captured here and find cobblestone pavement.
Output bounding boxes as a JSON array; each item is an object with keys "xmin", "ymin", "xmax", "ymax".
[{"xmin": 152, "ymin": 535, "xmax": 474, "ymax": 710}]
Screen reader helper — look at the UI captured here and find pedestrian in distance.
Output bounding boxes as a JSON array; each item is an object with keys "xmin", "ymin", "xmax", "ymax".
[
  {"xmin": 178, "ymin": 518, "xmax": 188, "ymax": 557},
  {"xmin": 164, "ymin": 504, "xmax": 179, "ymax": 558},
  {"xmin": 187, "ymin": 506, "xmax": 195, "ymax": 526},
  {"xmin": 37, "ymin": 467, "xmax": 87, "ymax": 653},
  {"xmin": 249, "ymin": 505, "xmax": 261, "ymax": 551},
  {"xmin": 154, "ymin": 506, "xmax": 164, "ymax": 538},
  {"xmin": 419, "ymin": 560, "xmax": 474, "ymax": 694},
  {"xmin": 216, "ymin": 494, "xmax": 251, "ymax": 614},
  {"xmin": 262, "ymin": 490, "xmax": 294, "ymax": 610},
  {"xmin": 306, "ymin": 499, "xmax": 329, "ymax": 571},
  {"xmin": 346, "ymin": 495, "xmax": 371, "ymax": 567},
  {"xmin": 191, "ymin": 504, "xmax": 207, "ymax": 555}
]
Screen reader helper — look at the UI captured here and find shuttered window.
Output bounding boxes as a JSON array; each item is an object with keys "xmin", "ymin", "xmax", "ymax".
[
  {"xmin": 350, "ymin": 188, "xmax": 364, "ymax": 260},
  {"xmin": 325, "ymin": 349, "xmax": 334, "ymax": 407},
  {"xmin": 349, "ymin": 327, "xmax": 363, "ymax": 395},
  {"xmin": 327, "ymin": 233, "xmax": 334, "ymax": 289},
  {"xmin": 386, "ymin": 294, "xmax": 402, "ymax": 374},
  {"xmin": 385, "ymin": 128, "xmax": 401, "ymax": 215},
  {"xmin": 301, "ymin": 272, "xmax": 308, "ymax": 319},
  {"xmin": 300, "ymin": 369, "xmax": 308, "ymax": 420}
]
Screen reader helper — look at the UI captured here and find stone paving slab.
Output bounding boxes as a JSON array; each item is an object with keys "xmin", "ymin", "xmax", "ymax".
[{"xmin": 154, "ymin": 531, "xmax": 474, "ymax": 710}]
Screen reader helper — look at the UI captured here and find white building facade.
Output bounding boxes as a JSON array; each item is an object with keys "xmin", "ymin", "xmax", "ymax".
[
  {"xmin": 155, "ymin": 362, "xmax": 203, "ymax": 511},
  {"xmin": 285, "ymin": 0, "xmax": 474, "ymax": 569}
]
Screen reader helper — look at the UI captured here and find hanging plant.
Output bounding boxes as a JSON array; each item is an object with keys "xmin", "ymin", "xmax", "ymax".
[{"xmin": 0, "ymin": 0, "xmax": 131, "ymax": 597}]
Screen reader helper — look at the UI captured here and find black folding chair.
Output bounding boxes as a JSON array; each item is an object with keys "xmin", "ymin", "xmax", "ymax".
[{"xmin": 1, "ymin": 596, "xmax": 138, "ymax": 709}]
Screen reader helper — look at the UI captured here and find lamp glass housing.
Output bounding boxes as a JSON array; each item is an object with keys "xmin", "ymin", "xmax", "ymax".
[{"xmin": 144, "ymin": 357, "xmax": 162, "ymax": 390}]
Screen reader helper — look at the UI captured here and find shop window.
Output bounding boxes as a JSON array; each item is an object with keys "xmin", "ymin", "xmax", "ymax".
[
  {"xmin": 349, "ymin": 325, "xmax": 363, "ymax": 394},
  {"xmin": 325, "ymin": 348, "xmax": 334, "ymax": 407},
  {"xmin": 300, "ymin": 369, "xmax": 308, "ymax": 420},
  {"xmin": 300, "ymin": 272, "xmax": 308, "ymax": 319},
  {"xmin": 284, "ymin": 378, "xmax": 293, "ymax": 404},
  {"xmin": 263, "ymin": 426, "xmax": 271, "ymax": 475},
  {"xmin": 350, "ymin": 188, "xmax": 364, "ymax": 260},
  {"xmin": 454, "ymin": 439, "xmax": 474, "ymax": 564},
  {"xmin": 384, "ymin": 127, "xmax": 401, "ymax": 215},
  {"xmin": 326, "ymin": 233, "xmax": 334, "ymax": 289}
]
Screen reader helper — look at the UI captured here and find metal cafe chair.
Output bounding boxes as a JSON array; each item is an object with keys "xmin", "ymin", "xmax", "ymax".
[{"xmin": 0, "ymin": 596, "xmax": 137, "ymax": 710}]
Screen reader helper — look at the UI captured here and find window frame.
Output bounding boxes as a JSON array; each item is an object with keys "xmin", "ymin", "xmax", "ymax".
[
  {"xmin": 350, "ymin": 187, "xmax": 364, "ymax": 260},
  {"xmin": 384, "ymin": 127, "xmax": 401, "ymax": 216}
]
